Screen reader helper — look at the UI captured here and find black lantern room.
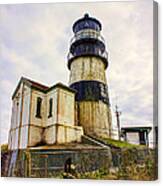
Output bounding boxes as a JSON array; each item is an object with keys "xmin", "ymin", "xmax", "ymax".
[{"xmin": 67, "ymin": 14, "xmax": 108, "ymax": 69}]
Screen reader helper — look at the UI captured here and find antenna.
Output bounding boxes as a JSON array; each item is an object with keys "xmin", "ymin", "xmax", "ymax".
[{"xmin": 115, "ymin": 102, "xmax": 122, "ymax": 141}]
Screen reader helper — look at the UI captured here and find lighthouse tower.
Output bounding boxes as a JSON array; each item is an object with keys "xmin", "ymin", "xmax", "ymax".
[{"xmin": 67, "ymin": 14, "xmax": 112, "ymax": 138}]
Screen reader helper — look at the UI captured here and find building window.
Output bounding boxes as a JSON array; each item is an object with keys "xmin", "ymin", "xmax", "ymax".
[
  {"xmin": 48, "ymin": 98, "xmax": 53, "ymax": 118},
  {"xmin": 36, "ymin": 97, "xmax": 42, "ymax": 118}
]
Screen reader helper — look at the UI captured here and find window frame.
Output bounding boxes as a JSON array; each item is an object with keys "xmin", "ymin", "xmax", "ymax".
[
  {"xmin": 35, "ymin": 97, "xmax": 42, "ymax": 118},
  {"xmin": 48, "ymin": 98, "xmax": 53, "ymax": 118}
]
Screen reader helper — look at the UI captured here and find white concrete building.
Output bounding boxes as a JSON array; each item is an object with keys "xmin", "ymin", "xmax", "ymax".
[{"xmin": 8, "ymin": 77, "xmax": 83, "ymax": 150}]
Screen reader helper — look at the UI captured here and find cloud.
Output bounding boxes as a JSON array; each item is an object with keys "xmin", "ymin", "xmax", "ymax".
[{"xmin": 0, "ymin": 0, "xmax": 154, "ymax": 143}]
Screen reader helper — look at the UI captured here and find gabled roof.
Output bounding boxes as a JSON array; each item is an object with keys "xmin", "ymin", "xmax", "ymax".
[
  {"xmin": 12, "ymin": 77, "xmax": 76, "ymax": 99},
  {"xmin": 48, "ymin": 82, "xmax": 76, "ymax": 93},
  {"xmin": 26, "ymin": 78, "xmax": 49, "ymax": 91}
]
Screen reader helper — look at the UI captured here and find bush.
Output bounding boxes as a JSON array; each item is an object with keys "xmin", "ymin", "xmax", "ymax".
[{"xmin": 1, "ymin": 144, "xmax": 8, "ymax": 153}]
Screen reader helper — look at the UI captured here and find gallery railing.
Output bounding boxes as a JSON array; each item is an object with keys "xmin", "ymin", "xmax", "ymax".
[{"xmin": 70, "ymin": 29, "xmax": 105, "ymax": 45}]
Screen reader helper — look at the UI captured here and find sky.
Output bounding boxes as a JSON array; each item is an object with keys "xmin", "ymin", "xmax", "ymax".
[{"xmin": 0, "ymin": 0, "xmax": 154, "ymax": 144}]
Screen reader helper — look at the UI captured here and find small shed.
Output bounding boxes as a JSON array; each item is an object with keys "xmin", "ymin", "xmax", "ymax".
[{"xmin": 121, "ymin": 127, "xmax": 152, "ymax": 147}]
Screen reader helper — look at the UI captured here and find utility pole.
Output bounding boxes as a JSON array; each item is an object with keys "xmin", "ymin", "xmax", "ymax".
[{"xmin": 115, "ymin": 105, "xmax": 122, "ymax": 141}]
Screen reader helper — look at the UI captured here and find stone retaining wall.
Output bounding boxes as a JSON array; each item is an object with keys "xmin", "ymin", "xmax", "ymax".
[
  {"xmin": 3, "ymin": 147, "xmax": 111, "ymax": 178},
  {"xmin": 1, "ymin": 142, "xmax": 157, "ymax": 179}
]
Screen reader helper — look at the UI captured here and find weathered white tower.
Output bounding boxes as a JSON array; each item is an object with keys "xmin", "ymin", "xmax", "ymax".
[{"xmin": 68, "ymin": 14, "xmax": 112, "ymax": 138}]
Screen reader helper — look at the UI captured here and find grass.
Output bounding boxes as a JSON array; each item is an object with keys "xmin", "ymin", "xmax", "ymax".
[
  {"xmin": 96, "ymin": 137, "xmax": 145, "ymax": 149},
  {"xmin": 1, "ymin": 143, "xmax": 8, "ymax": 153}
]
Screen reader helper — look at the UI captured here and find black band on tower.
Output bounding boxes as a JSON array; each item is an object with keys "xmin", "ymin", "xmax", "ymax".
[{"xmin": 70, "ymin": 80, "xmax": 110, "ymax": 105}]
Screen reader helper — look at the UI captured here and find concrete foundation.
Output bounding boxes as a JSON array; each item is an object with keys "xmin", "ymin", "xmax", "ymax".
[{"xmin": 5, "ymin": 136, "xmax": 112, "ymax": 178}]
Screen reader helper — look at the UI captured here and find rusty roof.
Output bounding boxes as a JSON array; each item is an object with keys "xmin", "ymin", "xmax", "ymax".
[
  {"xmin": 27, "ymin": 78, "xmax": 49, "ymax": 91},
  {"xmin": 12, "ymin": 77, "xmax": 76, "ymax": 99}
]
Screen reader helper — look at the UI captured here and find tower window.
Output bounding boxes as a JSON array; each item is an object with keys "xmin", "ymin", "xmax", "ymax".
[
  {"xmin": 36, "ymin": 97, "xmax": 42, "ymax": 118},
  {"xmin": 48, "ymin": 98, "xmax": 53, "ymax": 118}
]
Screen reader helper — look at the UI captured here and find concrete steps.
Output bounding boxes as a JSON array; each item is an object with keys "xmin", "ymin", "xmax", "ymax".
[{"xmin": 82, "ymin": 135, "xmax": 111, "ymax": 149}]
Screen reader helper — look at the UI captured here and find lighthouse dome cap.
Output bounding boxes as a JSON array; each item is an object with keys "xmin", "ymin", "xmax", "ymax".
[{"xmin": 72, "ymin": 13, "xmax": 102, "ymax": 33}]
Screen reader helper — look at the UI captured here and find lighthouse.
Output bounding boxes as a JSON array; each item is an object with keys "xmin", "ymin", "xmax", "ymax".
[{"xmin": 67, "ymin": 14, "xmax": 112, "ymax": 138}]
